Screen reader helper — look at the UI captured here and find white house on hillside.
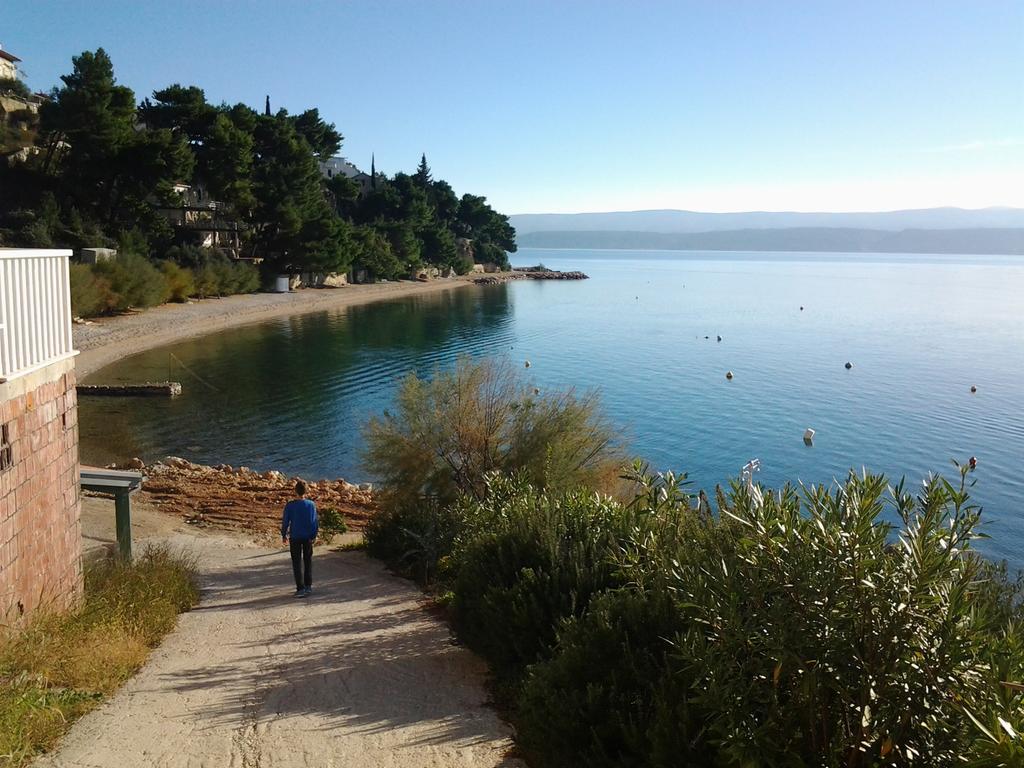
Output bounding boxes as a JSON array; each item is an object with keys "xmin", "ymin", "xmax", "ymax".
[
  {"xmin": 0, "ymin": 45, "xmax": 21, "ymax": 81},
  {"xmin": 318, "ymin": 156, "xmax": 374, "ymax": 195}
]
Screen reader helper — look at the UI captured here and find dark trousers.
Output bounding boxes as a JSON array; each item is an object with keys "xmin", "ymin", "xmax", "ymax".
[{"xmin": 289, "ymin": 538, "xmax": 313, "ymax": 589}]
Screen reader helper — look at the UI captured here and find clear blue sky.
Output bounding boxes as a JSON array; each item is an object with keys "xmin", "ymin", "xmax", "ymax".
[{"xmin": 6, "ymin": 1, "xmax": 1023, "ymax": 214}]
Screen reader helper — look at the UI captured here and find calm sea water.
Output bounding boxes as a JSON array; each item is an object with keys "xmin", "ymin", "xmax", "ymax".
[{"xmin": 80, "ymin": 249, "xmax": 1024, "ymax": 565}]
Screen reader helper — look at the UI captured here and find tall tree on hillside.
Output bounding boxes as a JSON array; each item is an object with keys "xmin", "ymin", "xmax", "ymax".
[
  {"xmin": 198, "ymin": 112, "xmax": 256, "ymax": 214},
  {"xmin": 428, "ymin": 179, "xmax": 459, "ymax": 227},
  {"xmin": 139, "ymin": 84, "xmax": 217, "ymax": 144},
  {"xmin": 456, "ymin": 193, "xmax": 517, "ymax": 252},
  {"xmin": 39, "ymin": 49, "xmax": 192, "ymax": 243},
  {"xmin": 39, "ymin": 48, "xmax": 136, "ymax": 199},
  {"xmin": 264, "ymin": 95, "xmax": 271, "ymax": 116},
  {"xmin": 249, "ymin": 114, "xmax": 347, "ymax": 272},
  {"xmin": 414, "ymin": 153, "xmax": 432, "ymax": 187},
  {"xmin": 289, "ymin": 108, "xmax": 342, "ymax": 161}
]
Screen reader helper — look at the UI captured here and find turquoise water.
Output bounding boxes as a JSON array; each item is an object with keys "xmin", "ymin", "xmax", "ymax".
[{"xmin": 80, "ymin": 249, "xmax": 1024, "ymax": 565}]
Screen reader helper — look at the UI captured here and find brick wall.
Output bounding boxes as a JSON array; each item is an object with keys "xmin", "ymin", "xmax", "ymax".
[{"xmin": 0, "ymin": 358, "xmax": 83, "ymax": 622}]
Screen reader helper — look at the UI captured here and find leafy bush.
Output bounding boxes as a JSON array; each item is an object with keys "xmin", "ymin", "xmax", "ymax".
[
  {"xmin": 509, "ymin": 468, "xmax": 1024, "ymax": 767},
  {"xmin": 69, "ymin": 263, "xmax": 115, "ymax": 317},
  {"xmin": 192, "ymin": 254, "xmax": 260, "ymax": 297},
  {"xmin": 159, "ymin": 260, "xmax": 195, "ymax": 302},
  {"xmin": 92, "ymin": 252, "xmax": 169, "ymax": 310},
  {"xmin": 317, "ymin": 507, "xmax": 348, "ymax": 539},
  {"xmin": 363, "ymin": 357, "xmax": 623, "ymax": 510},
  {"xmin": 0, "ymin": 77, "xmax": 32, "ymax": 100},
  {"xmin": 451, "ymin": 477, "xmax": 637, "ymax": 677},
  {"xmin": 365, "ymin": 497, "xmax": 465, "ymax": 584},
  {"xmin": 516, "ymin": 586, "xmax": 687, "ymax": 768}
]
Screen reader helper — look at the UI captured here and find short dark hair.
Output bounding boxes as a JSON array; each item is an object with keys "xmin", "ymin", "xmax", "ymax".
[{"xmin": 295, "ymin": 480, "xmax": 307, "ymax": 496}]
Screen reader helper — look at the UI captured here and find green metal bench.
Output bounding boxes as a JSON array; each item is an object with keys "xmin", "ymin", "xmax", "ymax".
[{"xmin": 80, "ymin": 466, "xmax": 145, "ymax": 559}]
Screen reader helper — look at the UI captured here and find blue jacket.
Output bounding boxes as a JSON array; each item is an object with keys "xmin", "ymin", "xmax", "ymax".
[{"xmin": 282, "ymin": 498, "xmax": 319, "ymax": 540}]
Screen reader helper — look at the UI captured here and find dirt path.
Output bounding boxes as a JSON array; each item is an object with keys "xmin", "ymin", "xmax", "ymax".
[{"xmin": 38, "ymin": 526, "xmax": 522, "ymax": 767}]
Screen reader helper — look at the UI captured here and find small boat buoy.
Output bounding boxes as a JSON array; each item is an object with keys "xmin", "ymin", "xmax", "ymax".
[
  {"xmin": 716, "ymin": 335, "xmax": 722, "ymax": 342},
  {"xmin": 533, "ymin": 387, "xmax": 540, "ymax": 395},
  {"xmin": 704, "ymin": 335, "xmax": 709, "ymax": 340},
  {"xmin": 800, "ymin": 306, "xmax": 804, "ymax": 311},
  {"xmin": 845, "ymin": 362, "xmax": 853, "ymax": 370},
  {"xmin": 725, "ymin": 371, "xmax": 734, "ymax": 380},
  {"xmin": 803, "ymin": 428, "xmax": 815, "ymax": 445},
  {"xmin": 970, "ymin": 385, "xmax": 977, "ymax": 393},
  {"xmin": 969, "ymin": 456, "xmax": 978, "ymax": 470},
  {"xmin": 524, "ymin": 360, "xmax": 531, "ymax": 369}
]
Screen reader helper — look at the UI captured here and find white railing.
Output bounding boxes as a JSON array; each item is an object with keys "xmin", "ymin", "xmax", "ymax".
[{"xmin": 0, "ymin": 249, "xmax": 76, "ymax": 383}]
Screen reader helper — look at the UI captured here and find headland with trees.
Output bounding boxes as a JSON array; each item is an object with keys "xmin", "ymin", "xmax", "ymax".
[{"xmin": 0, "ymin": 48, "xmax": 517, "ymax": 316}]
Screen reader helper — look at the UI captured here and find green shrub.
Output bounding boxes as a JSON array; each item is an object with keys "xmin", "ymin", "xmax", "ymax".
[
  {"xmin": 193, "ymin": 263, "xmax": 220, "ymax": 298},
  {"xmin": 191, "ymin": 255, "xmax": 259, "ymax": 297},
  {"xmin": 0, "ymin": 77, "xmax": 32, "ymax": 100},
  {"xmin": 363, "ymin": 357, "xmax": 623, "ymax": 510},
  {"xmin": 92, "ymin": 253, "xmax": 169, "ymax": 310},
  {"xmin": 69, "ymin": 263, "xmax": 115, "ymax": 317},
  {"xmin": 318, "ymin": 507, "xmax": 348, "ymax": 539},
  {"xmin": 365, "ymin": 497, "xmax": 465, "ymax": 584},
  {"xmin": 516, "ymin": 586, "xmax": 688, "ymax": 768},
  {"xmin": 451, "ymin": 477, "xmax": 637, "ymax": 677},
  {"xmin": 508, "ymin": 467, "xmax": 1024, "ymax": 767},
  {"xmin": 159, "ymin": 260, "xmax": 195, "ymax": 302}
]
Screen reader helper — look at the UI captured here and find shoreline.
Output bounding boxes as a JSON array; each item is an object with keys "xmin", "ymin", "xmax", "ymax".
[{"xmin": 73, "ymin": 275, "xmax": 484, "ymax": 380}]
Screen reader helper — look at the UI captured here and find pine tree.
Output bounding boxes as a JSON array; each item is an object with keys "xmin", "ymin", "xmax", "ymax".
[
  {"xmin": 414, "ymin": 152, "xmax": 432, "ymax": 186},
  {"xmin": 264, "ymin": 95, "xmax": 271, "ymax": 116},
  {"xmin": 371, "ymin": 153, "xmax": 377, "ymax": 190}
]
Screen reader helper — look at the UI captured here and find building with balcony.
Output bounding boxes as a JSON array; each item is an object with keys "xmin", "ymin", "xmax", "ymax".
[{"xmin": 0, "ymin": 249, "xmax": 83, "ymax": 622}]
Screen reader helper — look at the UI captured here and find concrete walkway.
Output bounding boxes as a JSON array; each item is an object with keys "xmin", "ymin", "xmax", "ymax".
[{"xmin": 37, "ymin": 532, "xmax": 521, "ymax": 767}]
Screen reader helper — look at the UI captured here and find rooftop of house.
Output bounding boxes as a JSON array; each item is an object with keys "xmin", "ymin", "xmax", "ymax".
[{"xmin": 0, "ymin": 46, "xmax": 21, "ymax": 64}]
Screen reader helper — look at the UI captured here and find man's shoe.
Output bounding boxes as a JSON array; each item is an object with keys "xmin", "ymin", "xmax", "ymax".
[
  {"xmin": 294, "ymin": 589, "xmax": 304, "ymax": 597},
  {"xmin": 303, "ymin": 587, "xmax": 312, "ymax": 596}
]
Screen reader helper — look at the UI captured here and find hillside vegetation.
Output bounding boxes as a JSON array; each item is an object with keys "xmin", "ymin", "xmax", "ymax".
[{"xmin": 0, "ymin": 48, "xmax": 516, "ymax": 292}]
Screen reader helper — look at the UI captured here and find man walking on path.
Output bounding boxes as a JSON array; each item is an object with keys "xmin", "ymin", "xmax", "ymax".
[{"xmin": 282, "ymin": 480, "xmax": 318, "ymax": 596}]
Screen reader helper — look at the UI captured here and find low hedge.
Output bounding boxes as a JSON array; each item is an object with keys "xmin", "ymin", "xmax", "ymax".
[{"xmin": 70, "ymin": 252, "xmax": 260, "ymax": 317}]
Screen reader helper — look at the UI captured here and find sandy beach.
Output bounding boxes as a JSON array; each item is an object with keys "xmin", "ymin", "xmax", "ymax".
[{"xmin": 73, "ymin": 276, "xmax": 483, "ymax": 379}]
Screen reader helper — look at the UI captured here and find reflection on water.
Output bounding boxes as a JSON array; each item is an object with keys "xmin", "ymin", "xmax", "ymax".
[
  {"xmin": 80, "ymin": 284, "xmax": 516, "ymax": 475},
  {"xmin": 80, "ymin": 249, "xmax": 1024, "ymax": 567}
]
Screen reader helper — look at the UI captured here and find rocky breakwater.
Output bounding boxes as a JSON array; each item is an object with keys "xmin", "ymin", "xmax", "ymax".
[
  {"xmin": 109, "ymin": 456, "xmax": 376, "ymax": 542},
  {"xmin": 473, "ymin": 269, "xmax": 588, "ymax": 285}
]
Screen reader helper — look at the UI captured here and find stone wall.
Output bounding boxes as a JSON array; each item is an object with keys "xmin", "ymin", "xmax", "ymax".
[{"xmin": 0, "ymin": 358, "xmax": 83, "ymax": 622}]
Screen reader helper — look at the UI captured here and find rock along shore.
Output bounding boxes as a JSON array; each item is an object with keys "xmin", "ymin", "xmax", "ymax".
[
  {"xmin": 104, "ymin": 456, "xmax": 376, "ymax": 542},
  {"xmin": 473, "ymin": 269, "xmax": 588, "ymax": 285}
]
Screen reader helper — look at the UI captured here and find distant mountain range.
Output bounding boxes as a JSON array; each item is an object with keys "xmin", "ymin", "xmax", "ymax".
[{"xmin": 510, "ymin": 208, "xmax": 1024, "ymax": 255}]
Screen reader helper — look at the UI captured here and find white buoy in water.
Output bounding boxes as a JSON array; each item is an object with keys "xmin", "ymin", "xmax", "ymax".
[{"xmin": 803, "ymin": 428, "xmax": 815, "ymax": 445}]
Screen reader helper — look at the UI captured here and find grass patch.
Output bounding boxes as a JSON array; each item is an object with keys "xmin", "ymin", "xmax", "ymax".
[{"xmin": 0, "ymin": 545, "xmax": 199, "ymax": 767}]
